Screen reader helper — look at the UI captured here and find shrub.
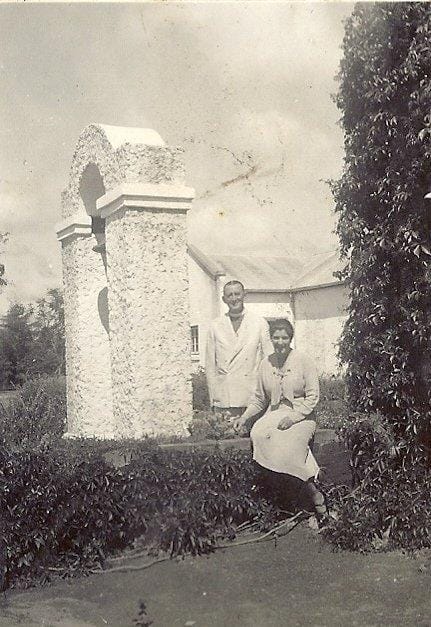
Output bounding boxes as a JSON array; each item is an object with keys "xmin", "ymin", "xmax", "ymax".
[
  {"xmin": 319, "ymin": 376, "xmax": 345, "ymax": 402},
  {"xmin": 191, "ymin": 367, "xmax": 210, "ymax": 411},
  {"xmin": 336, "ymin": 412, "xmax": 395, "ymax": 486},
  {"xmin": 188, "ymin": 410, "xmax": 238, "ymax": 441},
  {"xmin": 0, "ymin": 376, "xmax": 66, "ymax": 449},
  {"xmin": 0, "ymin": 442, "xmax": 282, "ymax": 588},
  {"xmin": 316, "ymin": 376, "xmax": 346, "ymax": 430},
  {"xmin": 323, "ymin": 415, "xmax": 430, "ymax": 552}
]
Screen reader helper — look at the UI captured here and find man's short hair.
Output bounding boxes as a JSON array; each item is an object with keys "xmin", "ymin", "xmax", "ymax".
[{"xmin": 223, "ymin": 280, "xmax": 245, "ymax": 294}]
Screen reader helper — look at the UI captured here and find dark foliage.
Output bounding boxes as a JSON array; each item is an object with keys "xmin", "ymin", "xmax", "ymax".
[
  {"xmin": 0, "ymin": 376, "xmax": 66, "ymax": 449},
  {"xmin": 0, "ymin": 289, "xmax": 65, "ymax": 389},
  {"xmin": 323, "ymin": 415, "xmax": 430, "ymax": 551},
  {"xmin": 0, "ymin": 304, "xmax": 33, "ymax": 388},
  {"xmin": 337, "ymin": 412, "xmax": 394, "ymax": 486},
  {"xmin": 191, "ymin": 367, "xmax": 210, "ymax": 411},
  {"xmin": 329, "ymin": 3, "xmax": 431, "ymax": 551},
  {"xmin": 332, "ymin": 2, "xmax": 431, "ymax": 454},
  {"xmin": 0, "ymin": 442, "xmax": 281, "ymax": 589},
  {"xmin": 316, "ymin": 376, "xmax": 346, "ymax": 429},
  {"xmin": 188, "ymin": 410, "xmax": 238, "ymax": 440},
  {"xmin": 27, "ymin": 289, "xmax": 65, "ymax": 378}
]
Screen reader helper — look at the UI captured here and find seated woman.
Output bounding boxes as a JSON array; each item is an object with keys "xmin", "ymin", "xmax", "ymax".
[{"xmin": 233, "ymin": 318, "xmax": 327, "ymax": 522}]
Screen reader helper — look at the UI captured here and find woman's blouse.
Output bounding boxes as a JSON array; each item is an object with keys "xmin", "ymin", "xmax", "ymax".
[{"xmin": 246, "ymin": 350, "xmax": 319, "ymax": 419}]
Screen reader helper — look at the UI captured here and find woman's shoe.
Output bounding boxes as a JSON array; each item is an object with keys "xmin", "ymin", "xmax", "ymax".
[{"xmin": 314, "ymin": 492, "xmax": 329, "ymax": 528}]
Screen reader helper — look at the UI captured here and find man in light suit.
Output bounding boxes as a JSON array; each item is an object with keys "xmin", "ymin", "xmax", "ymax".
[{"xmin": 205, "ymin": 280, "xmax": 272, "ymax": 418}]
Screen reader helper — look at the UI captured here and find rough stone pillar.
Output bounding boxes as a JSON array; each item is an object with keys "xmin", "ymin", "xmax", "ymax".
[
  {"xmin": 98, "ymin": 182, "xmax": 194, "ymax": 437},
  {"xmin": 56, "ymin": 212, "xmax": 114, "ymax": 437}
]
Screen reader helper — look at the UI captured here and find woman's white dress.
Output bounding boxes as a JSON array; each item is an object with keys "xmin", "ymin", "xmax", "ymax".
[{"xmin": 248, "ymin": 350, "xmax": 320, "ymax": 481}]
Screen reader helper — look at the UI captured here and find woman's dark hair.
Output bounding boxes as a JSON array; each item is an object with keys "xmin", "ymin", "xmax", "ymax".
[{"xmin": 269, "ymin": 318, "xmax": 294, "ymax": 338}]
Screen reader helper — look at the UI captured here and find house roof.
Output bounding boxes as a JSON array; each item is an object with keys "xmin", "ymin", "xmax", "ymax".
[
  {"xmin": 207, "ymin": 253, "xmax": 304, "ymax": 291},
  {"xmin": 187, "ymin": 244, "xmax": 344, "ymax": 292},
  {"xmin": 290, "ymin": 250, "xmax": 345, "ymax": 290}
]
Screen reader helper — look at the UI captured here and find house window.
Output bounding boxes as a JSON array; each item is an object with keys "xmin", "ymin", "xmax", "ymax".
[{"xmin": 191, "ymin": 325, "xmax": 199, "ymax": 354}]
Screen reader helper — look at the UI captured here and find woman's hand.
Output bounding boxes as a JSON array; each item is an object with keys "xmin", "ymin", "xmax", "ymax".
[
  {"xmin": 277, "ymin": 410, "xmax": 303, "ymax": 430},
  {"xmin": 233, "ymin": 416, "xmax": 248, "ymax": 436},
  {"xmin": 277, "ymin": 416, "xmax": 294, "ymax": 430}
]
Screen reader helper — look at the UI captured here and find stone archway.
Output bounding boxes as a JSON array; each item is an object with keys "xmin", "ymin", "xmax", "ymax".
[{"xmin": 56, "ymin": 124, "xmax": 194, "ymax": 438}]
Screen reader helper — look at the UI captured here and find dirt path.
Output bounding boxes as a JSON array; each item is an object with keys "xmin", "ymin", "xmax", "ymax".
[{"xmin": 0, "ymin": 525, "xmax": 429, "ymax": 627}]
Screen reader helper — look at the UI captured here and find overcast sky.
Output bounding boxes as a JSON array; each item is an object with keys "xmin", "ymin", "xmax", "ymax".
[{"xmin": 0, "ymin": 1, "xmax": 353, "ymax": 312}]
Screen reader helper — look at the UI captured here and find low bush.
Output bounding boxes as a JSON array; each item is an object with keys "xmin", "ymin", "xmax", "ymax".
[
  {"xmin": 316, "ymin": 376, "xmax": 346, "ymax": 430},
  {"xmin": 323, "ymin": 413, "xmax": 431, "ymax": 552},
  {"xmin": 0, "ymin": 442, "xmax": 282, "ymax": 589},
  {"xmin": 0, "ymin": 376, "xmax": 66, "ymax": 449},
  {"xmin": 188, "ymin": 410, "xmax": 238, "ymax": 441},
  {"xmin": 192, "ymin": 367, "xmax": 210, "ymax": 411},
  {"xmin": 336, "ymin": 412, "xmax": 395, "ymax": 486},
  {"xmin": 319, "ymin": 375, "xmax": 346, "ymax": 402}
]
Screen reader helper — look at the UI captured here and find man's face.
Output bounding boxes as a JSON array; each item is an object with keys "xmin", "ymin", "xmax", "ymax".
[{"xmin": 223, "ymin": 284, "xmax": 245, "ymax": 314}]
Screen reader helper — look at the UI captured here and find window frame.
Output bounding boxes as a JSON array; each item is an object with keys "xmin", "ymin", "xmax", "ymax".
[{"xmin": 190, "ymin": 325, "xmax": 199, "ymax": 355}]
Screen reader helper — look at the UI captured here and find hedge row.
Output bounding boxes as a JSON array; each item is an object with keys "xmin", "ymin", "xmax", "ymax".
[{"xmin": 0, "ymin": 441, "xmax": 282, "ymax": 589}]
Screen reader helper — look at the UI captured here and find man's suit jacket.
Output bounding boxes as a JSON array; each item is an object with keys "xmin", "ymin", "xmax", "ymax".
[{"xmin": 205, "ymin": 310, "xmax": 272, "ymax": 408}]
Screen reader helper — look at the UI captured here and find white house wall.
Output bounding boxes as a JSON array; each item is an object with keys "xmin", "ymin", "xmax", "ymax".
[
  {"xmin": 293, "ymin": 284, "xmax": 348, "ymax": 376},
  {"xmin": 187, "ymin": 254, "xmax": 218, "ymax": 367},
  {"xmin": 244, "ymin": 291, "xmax": 294, "ymax": 321}
]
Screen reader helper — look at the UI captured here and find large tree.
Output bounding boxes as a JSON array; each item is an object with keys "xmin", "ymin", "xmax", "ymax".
[
  {"xmin": 0, "ymin": 289, "xmax": 65, "ymax": 388},
  {"xmin": 27, "ymin": 288, "xmax": 65, "ymax": 378},
  {"xmin": 0, "ymin": 303, "xmax": 33, "ymax": 388},
  {"xmin": 333, "ymin": 2, "xmax": 431, "ymax": 457}
]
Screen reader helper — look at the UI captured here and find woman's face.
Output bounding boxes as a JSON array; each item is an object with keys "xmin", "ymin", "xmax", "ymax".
[{"xmin": 271, "ymin": 329, "xmax": 292, "ymax": 356}]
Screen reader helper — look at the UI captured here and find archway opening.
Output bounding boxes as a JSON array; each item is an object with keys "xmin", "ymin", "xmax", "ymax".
[
  {"xmin": 79, "ymin": 163, "xmax": 106, "ymax": 249},
  {"xmin": 79, "ymin": 163, "xmax": 105, "ymax": 216},
  {"xmin": 79, "ymin": 163, "xmax": 109, "ymax": 333}
]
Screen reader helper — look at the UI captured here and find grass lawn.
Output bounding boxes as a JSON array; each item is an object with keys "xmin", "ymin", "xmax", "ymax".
[{"xmin": 2, "ymin": 524, "xmax": 429, "ymax": 627}]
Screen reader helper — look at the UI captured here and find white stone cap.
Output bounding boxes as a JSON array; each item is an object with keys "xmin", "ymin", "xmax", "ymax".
[
  {"xmin": 55, "ymin": 211, "xmax": 92, "ymax": 242},
  {"xmin": 98, "ymin": 124, "xmax": 165, "ymax": 149},
  {"xmin": 97, "ymin": 183, "xmax": 195, "ymax": 218}
]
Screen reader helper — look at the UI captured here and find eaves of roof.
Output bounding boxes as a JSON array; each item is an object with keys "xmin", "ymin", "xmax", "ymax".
[
  {"xmin": 187, "ymin": 243, "xmax": 223, "ymax": 278},
  {"xmin": 288, "ymin": 279, "xmax": 346, "ymax": 293},
  {"xmin": 187, "ymin": 244, "xmax": 345, "ymax": 292}
]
